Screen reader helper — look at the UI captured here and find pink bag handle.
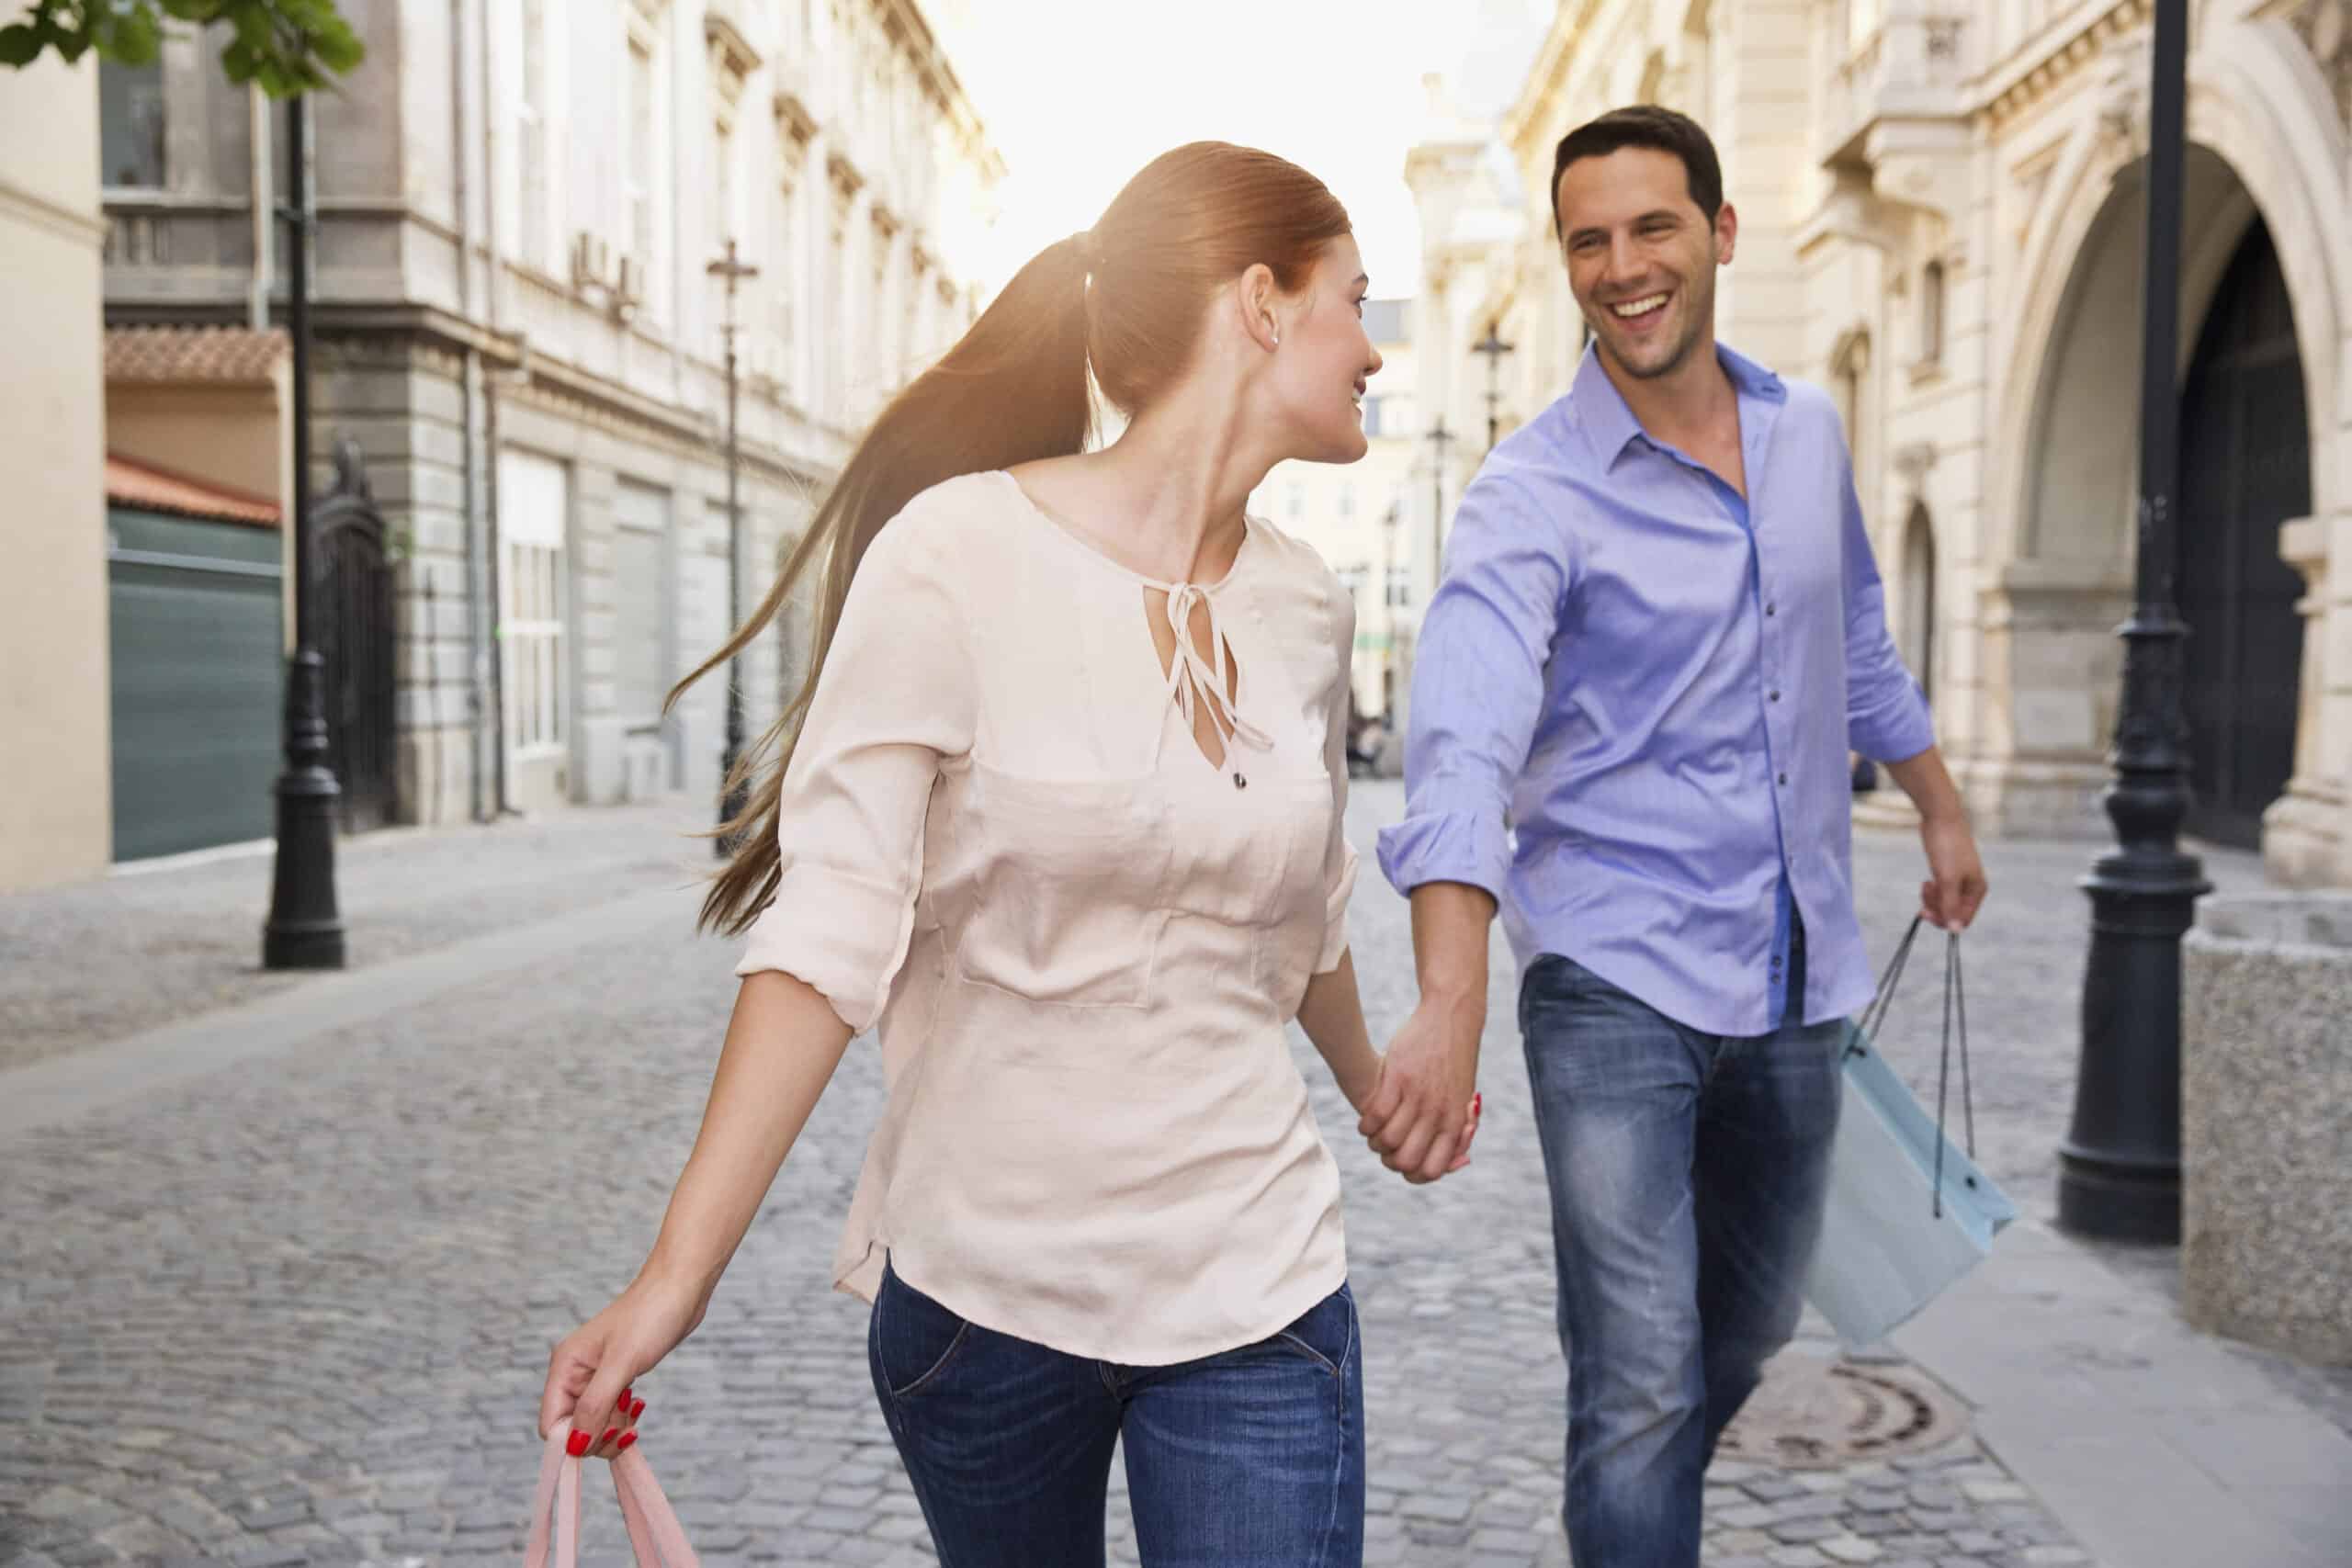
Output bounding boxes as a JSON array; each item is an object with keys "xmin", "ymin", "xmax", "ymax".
[{"xmin": 523, "ymin": 1424, "xmax": 701, "ymax": 1568}]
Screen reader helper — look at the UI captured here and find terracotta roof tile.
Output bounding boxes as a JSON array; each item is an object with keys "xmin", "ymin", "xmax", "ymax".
[
  {"xmin": 106, "ymin": 453, "xmax": 281, "ymax": 528},
  {"xmin": 105, "ymin": 325, "xmax": 289, "ymax": 386}
]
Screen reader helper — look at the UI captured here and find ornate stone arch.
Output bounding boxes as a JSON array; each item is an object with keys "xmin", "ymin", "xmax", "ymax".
[{"xmin": 1994, "ymin": 21, "xmax": 2346, "ymax": 570}]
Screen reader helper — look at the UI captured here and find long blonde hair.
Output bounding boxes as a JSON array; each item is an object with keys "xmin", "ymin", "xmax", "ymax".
[{"xmin": 671, "ymin": 141, "xmax": 1352, "ymax": 935}]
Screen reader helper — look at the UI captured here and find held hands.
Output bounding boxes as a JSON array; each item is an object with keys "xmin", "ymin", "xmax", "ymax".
[
  {"xmin": 1360, "ymin": 990, "xmax": 1485, "ymax": 1185},
  {"xmin": 537, "ymin": 1271, "xmax": 704, "ymax": 1461}
]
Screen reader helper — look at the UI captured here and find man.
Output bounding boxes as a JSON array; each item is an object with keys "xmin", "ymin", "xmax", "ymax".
[{"xmin": 1356, "ymin": 107, "xmax": 1988, "ymax": 1565}]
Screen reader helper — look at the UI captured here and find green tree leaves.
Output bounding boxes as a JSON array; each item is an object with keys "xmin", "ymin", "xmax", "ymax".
[{"xmin": 1, "ymin": 1, "xmax": 363, "ymax": 96}]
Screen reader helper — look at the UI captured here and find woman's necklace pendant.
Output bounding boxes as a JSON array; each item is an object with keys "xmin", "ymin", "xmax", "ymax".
[{"xmin": 1232, "ymin": 771, "xmax": 1248, "ymax": 791}]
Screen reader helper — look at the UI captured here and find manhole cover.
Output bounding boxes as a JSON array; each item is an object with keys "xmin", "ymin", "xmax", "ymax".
[{"xmin": 1715, "ymin": 1354, "xmax": 1971, "ymax": 1469}]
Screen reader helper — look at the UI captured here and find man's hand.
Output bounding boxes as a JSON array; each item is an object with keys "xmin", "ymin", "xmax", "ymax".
[
  {"xmin": 1919, "ymin": 812, "xmax": 1987, "ymax": 931},
  {"xmin": 1360, "ymin": 987, "xmax": 1484, "ymax": 1184},
  {"xmin": 1881, "ymin": 748, "xmax": 1987, "ymax": 932}
]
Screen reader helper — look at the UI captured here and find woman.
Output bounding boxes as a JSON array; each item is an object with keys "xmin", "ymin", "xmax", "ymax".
[{"xmin": 535, "ymin": 141, "xmax": 1476, "ymax": 1567}]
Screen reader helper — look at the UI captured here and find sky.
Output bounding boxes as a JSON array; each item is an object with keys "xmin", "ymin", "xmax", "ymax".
[{"xmin": 922, "ymin": 0, "xmax": 1555, "ymax": 299}]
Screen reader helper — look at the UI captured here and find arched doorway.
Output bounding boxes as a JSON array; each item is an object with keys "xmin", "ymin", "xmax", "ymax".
[
  {"xmin": 2175, "ymin": 217, "xmax": 2308, "ymax": 847},
  {"xmin": 1900, "ymin": 503, "xmax": 1937, "ymax": 707},
  {"xmin": 2007, "ymin": 144, "xmax": 2313, "ymax": 842},
  {"xmin": 312, "ymin": 439, "xmax": 399, "ymax": 833}
]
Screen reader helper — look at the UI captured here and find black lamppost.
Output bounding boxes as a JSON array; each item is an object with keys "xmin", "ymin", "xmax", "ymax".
[
  {"xmin": 707, "ymin": 239, "xmax": 759, "ymax": 856},
  {"xmin": 1471, "ymin": 321, "xmax": 1515, "ymax": 451},
  {"xmin": 2057, "ymin": 0, "xmax": 2210, "ymax": 1244},
  {"xmin": 262, "ymin": 93, "xmax": 345, "ymax": 970}
]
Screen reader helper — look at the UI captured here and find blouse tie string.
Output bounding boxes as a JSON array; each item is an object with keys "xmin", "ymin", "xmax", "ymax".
[{"xmin": 1160, "ymin": 583, "xmax": 1272, "ymax": 771}]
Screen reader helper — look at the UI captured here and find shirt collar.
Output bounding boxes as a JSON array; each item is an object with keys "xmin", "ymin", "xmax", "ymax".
[{"xmin": 1570, "ymin": 340, "xmax": 1787, "ymax": 469}]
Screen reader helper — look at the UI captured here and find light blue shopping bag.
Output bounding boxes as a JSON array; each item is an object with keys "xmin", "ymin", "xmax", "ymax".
[{"xmin": 1804, "ymin": 918, "xmax": 2018, "ymax": 1348}]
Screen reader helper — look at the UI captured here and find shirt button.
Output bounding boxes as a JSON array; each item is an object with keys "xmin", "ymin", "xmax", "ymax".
[
  {"xmin": 1766, "ymin": 603, "xmax": 1778, "ymax": 616},
  {"xmin": 1779, "ymin": 773, "xmax": 1790, "ymax": 786},
  {"xmin": 1770, "ymin": 690, "xmax": 1781, "ymax": 703}
]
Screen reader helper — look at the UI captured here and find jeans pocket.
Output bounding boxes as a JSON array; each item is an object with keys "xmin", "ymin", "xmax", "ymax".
[
  {"xmin": 873, "ymin": 1261, "xmax": 975, "ymax": 1402},
  {"xmin": 1272, "ymin": 1282, "xmax": 1356, "ymax": 1379},
  {"xmin": 1519, "ymin": 952, "xmax": 1607, "ymax": 1035}
]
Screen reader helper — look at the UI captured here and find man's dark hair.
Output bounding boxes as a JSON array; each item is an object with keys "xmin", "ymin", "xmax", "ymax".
[{"xmin": 1550, "ymin": 106, "xmax": 1724, "ymax": 240}]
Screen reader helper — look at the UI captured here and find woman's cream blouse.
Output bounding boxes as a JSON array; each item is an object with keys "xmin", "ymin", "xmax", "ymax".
[{"xmin": 735, "ymin": 469, "xmax": 1359, "ymax": 1365}]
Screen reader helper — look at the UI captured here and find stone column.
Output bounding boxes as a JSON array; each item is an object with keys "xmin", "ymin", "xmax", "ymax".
[{"xmin": 2183, "ymin": 891, "xmax": 2352, "ymax": 1365}]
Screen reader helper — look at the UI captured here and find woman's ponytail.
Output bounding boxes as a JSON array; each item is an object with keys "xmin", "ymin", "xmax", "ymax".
[{"xmin": 673, "ymin": 231, "xmax": 1096, "ymax": 935}]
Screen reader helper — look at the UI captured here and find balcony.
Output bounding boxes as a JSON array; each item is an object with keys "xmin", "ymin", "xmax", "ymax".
[{"xmin": 1819, "ymin": 4, "xmax": 1972, "ymax": 175}]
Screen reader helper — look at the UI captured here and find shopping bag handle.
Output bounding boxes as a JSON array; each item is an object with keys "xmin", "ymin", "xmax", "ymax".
[
  {"xmin": 1856, "ymin": 914, "xmax": 1976, "ymax": 1218},
  {"xmin": 523, "ymin": 1424, "xmax": 700, "ymax": 1568}
]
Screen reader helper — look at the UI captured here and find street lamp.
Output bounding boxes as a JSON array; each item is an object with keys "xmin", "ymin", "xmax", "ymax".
[
  {"xmin": 262, "ymin": 92, "xmax": 345, "ymax": 970},
  {"xmin": 1380, "ymin": 502, "xmax": 1399, "ymax": 720},
  {"xmin": 1424, "ymin": 415, "xmax": 1456, "ymax": 596},
  {"xmin": 2058, "ymin": 0, "xmax": 2210, "ymax": 1244},
  {"xmin": 1471, "ymin": 321, "xmax": 1515, "ymax": 452},
  {"xmin": 707, "ymin": 238, "xmax": 759, "ymax": 858}
]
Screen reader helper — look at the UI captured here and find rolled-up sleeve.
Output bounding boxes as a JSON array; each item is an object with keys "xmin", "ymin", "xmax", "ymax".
[
  {"xmin": 1375, "ymin": 471, "xmax": 1569, "ymax": 907},
  {"xmin": 1838, "ymin": 470, "xmax": 1936, "ymax": 763},
  {"xmin": 734, "ymin": 509, "xmax": 974, "ymax": 1032},
  {"xmin": 1316, "ymin": 577, "xmax": 1360, "ymax": 974}
]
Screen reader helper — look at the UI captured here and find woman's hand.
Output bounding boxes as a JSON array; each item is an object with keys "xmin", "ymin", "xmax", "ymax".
[
  {"xmin": 531, "ymin": 972, "xmax": 857, "ymax": 1459},
  {"xmin": 537, "ymin": 1270, "xmax": 705, "ymax": 1459},
  {"xmin": 1439, "ymin": 1090, "xmax": 1483, "ymax": 1173}
]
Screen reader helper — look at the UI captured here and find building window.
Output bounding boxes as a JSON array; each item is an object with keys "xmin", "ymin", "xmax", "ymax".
[
  {"xmin": 1363, "ymin": 394, "xmax": 1416, "ymax": 439},
  {"xmin": 498, "ymin": 452, "xmax": 570, "ymax": 761},
  {"xmin": 825, "ymin": 220, "xmax": 846, "ymax": 420},
  {"xmin": 770, "ymin": 178, "xmax": 798, "ymax": 399},
  {"xmin": 1900, "ymin": 503, "xmax": 1939, "ymax": 705},
  {"xmin": 1835, "ymin": 333, "xmax": 1871, "ymax": 498},
  {"xmin": 1286, "ymin": 484, "xmax": 1306, "ymax": 521},
  {"xmin": 714, "ymin": 123, "xmax": 738, "ymax": 247},
  {"xmin": 1918, "ymin": 261, "xmax": 1947, "ymax": 367},
  {"xmin": 1385, "ymin": 567, "xmax": 1412, "ymax": 609},
  {"xmin": 99, "ymin": 61, "xmax": 166, "ymax": 189},
  {"xmin": 624, "ymin": 25, "xmax": 665, "ymax": 318},
  {"xmin": 516, "ymin": 0, "xmax": 554, "ymax": 273},
  {"xmin": 1337, "ymin": 484, "xmax": 1356, "ymax": 518}
]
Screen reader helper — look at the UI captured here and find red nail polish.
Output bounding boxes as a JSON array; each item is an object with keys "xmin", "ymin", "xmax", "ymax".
[
  {"xmin": 1473, "ymin": 1093, "xmax": 1483, "ymax": 1116},
  {"xmin": 566, "ymin": 1430, "xmax": 591, "ymax": 1457},
  {"xmin": 630, "ymin": 1398, "xmax": 647, "ymax": 1418},
  {"xmin": 619, "ymin": 1386, "xmax": 633, "ymax": 1407},
  {"xmin": 616, "ymin": 1431, "xmax": 638, "ymax": 1450},
  {"xmin": 602, "ymin": 1427, "xmax": 619, "ymax": 1444}
]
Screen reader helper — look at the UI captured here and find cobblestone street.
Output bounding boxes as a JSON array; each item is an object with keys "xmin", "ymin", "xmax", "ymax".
[{"xmin": 1, "ymin": 785, "xmax": 2339, "ymax": 1567}]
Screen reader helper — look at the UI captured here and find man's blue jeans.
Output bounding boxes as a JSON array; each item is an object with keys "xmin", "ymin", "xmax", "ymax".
[
  {"xmin": 1517, "ymin": 938, "xmax": 1843, "ymax": 1568},
  {"xmin": 867, "ymin": 1258, "xmax": 1364, "ymax": 1567}
]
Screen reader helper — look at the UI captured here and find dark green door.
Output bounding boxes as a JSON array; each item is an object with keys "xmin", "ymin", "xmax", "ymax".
[
  {"xmin": 107, "ymin": 506, "xmax": 284, "ymax": 861},
  {"xmin": 2175, "ymin": 218, "xmax": 2310, "ymax": 848}
]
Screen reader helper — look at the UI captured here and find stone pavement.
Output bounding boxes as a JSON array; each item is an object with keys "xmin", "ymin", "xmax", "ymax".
[
  {"xmin": 3, "ymin": 784, "xmax": 2347, "ymax": 1567},
  {"xmin": 0, "ymin": 803, "xmax": 704, "ymax": 1075}
]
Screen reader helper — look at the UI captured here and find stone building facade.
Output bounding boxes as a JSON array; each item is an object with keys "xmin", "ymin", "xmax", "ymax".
[
  {"xmin": 1, "ymin": 53, "xmax": 109, "ymax": 891},
  {"xmin": 100, "ymin": 0, "xmax": 1001, "ymax": 825},
  {"xmin": 1408, "ymin": 0, "xmax": 2351, "ymax": 885}
]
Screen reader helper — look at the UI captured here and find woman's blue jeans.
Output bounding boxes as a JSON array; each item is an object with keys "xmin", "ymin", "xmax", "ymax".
[{"xmin": 867, "ymin": 1259, "xmax": 1364, "ymax": 1567}]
